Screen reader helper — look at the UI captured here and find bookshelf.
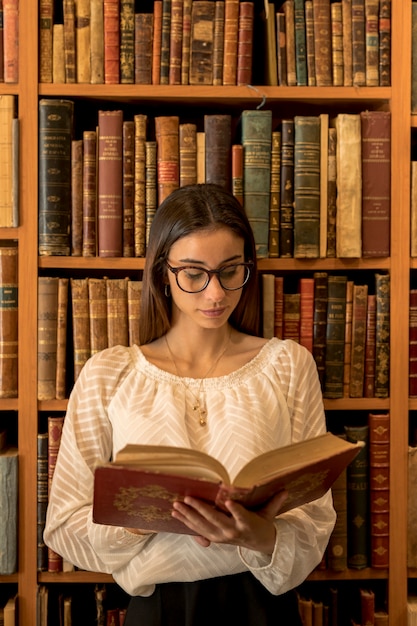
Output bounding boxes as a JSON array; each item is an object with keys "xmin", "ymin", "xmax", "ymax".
[{"xmin": 0, "ymin": 0, "xmax": 413, "ymax": 624}]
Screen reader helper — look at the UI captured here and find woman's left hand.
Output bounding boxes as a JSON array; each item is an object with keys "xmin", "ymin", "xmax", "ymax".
[{"xmin": 171, "ymin": 490, "xmax": 288, "ymax": 555}]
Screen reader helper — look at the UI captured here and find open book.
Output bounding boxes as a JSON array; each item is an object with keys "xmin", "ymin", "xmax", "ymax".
[{"xmin": 93, "ymin": 432, "xmax": 363, "ymax": 534}]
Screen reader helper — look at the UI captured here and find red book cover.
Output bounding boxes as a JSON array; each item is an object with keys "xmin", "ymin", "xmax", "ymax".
[
  {"xmin": 369, "ymin": 411, "xmax": 390, "ymax": 568},
  {"xmin": 410, "ymin": 289, "xmax": 417, "ymax": 397},
  {"xmin": 364, "ymin": 293, "xmax": 376, "ymax": 398},
  {"xmin": 237, "ymin": 1, "xmax": 254, "ymax": 86},
  {"xmin": 104, "ymin": 0, "xmax": 120, "ymax": 83}
]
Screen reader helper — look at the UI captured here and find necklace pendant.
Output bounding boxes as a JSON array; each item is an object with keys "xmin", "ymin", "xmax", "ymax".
[{"xmin": 199, "ymin": 415, "xmax": 207, "ymax": 426}]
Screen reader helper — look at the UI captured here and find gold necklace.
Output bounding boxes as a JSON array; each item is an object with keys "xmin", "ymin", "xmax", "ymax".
[{"xmin": 164, "ymin": 329, "xmax": 232, "ymax": 426}]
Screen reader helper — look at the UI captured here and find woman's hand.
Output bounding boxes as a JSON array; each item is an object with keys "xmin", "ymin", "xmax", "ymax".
[{"xmin": 171, "ymin": 490, "xmax": 288, "ymax": 555}]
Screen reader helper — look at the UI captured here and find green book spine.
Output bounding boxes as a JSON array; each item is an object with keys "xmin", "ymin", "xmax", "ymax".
[
  {"xmin": 294, "ymin": 0, "xmax": 307, "ymax": 86},
  {"xmin": 312, "ymin": 271, "xmax": 328, "ymax": 389},
  {"xmin": 241, "ymin": 109, "xmax": 272, "ymax": 258},
  {"xmin": 279, "ymin": 119, "xmax": 295, "ymax": 258},
  {"xmin": 323, "ymin": 275, "xmax": 347, "ymax": 398},
  {"xmin": 0, "ymin": 448, "xmax": 18, "ymax": 574}
]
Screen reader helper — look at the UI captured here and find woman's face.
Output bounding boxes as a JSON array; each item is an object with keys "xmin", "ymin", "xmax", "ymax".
[{"xmin": 166, "ymin": 227, "xmax": 246, "ymax": 330}]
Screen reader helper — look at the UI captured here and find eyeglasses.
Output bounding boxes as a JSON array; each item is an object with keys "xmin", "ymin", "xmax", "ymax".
[{"xmin": 166, "ymin": 261, "xmax": 253, "ymax": 293}]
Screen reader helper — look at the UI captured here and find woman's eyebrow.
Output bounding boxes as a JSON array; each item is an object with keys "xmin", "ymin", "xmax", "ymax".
[{"xmin": 177, "ymin": 254, "xmax": 243, "ymax": 265}]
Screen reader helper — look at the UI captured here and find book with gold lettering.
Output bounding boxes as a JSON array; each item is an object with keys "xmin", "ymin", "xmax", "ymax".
[{"xmin": 93, "ymin": 432, "xmax": 363, "ymax": 534}]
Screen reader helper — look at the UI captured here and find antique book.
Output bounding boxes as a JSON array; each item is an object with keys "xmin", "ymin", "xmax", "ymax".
[
  {"xmin": 63, "ymin": 0, "xmax": 76, "ymax": 83},
  {"xmin": 342, "ymin": 0, "xmax": 353, "ymax": 85},
  {"xmin": 331, "ymin": 1, "xmax": 343, "ymax": 86},
  {"xmin": 120, "ymin": 0, "xmax": 135, "ymax": 83},
  {"xmin": 294, "ymin": 0, "xmax": 307, "ymax": 86},
  {"xmin": 93, "ymin": 432, "xmax": 364, "ymax": 534},
  {"xmin": 364, "ymin": 293, "xmax": 376, "ymax": 398},
  {"xmin": 312, "ymin": 0, "xmax": 332, "ymax": 86},
  {"xmin": 279, "ymin": 119, "xmax": 295, "ymax": 257},
  {"xmin": 189, "ymin": 0, "xmax": 215, "ymax": 85},
  {"xmin": 241, "ymin": 109, "xmax": 272, "ymax": 258},
  {"xmin": 374, "ymin": 611, "xmax": 389, "ymax": 626},
  {"xmin": 304, "ymin": 0, "xmax": 316, "ymax": 85},
  {"xmin": 231, "ymin": 143, "xmax": 244, "ymax": 206},
  {"xmin": 179, "ymin": 123, "xmax": 197, "ymax": 187},
  {"xmin": 71, "ymin": 277, "xmax": 91, "ymax": 380},
  {"xmin": 75, "ymin": 0, "xmax": 91, "ymax": 82},
  {"xmin": 204, "ymin": 114, "xmax": 231, "ymax": 190},
  {"xmin": 0, "ymin": 447, "xmax": 18, "ymax": 574},
  {"xmin": 48, "ymin": 416, "xmax": 64, "ymax": 572},
  {"xmin": 127, "ymin": 280, "xmax": 142, "ymax": 347},
  {"xmin": 349, "ymin": 283, "xmax": 368, "ymax": 398},
  {"xmin": 410, "ymin": 290, "xmax": 417, "ymax": 397},
  {"xmin": 71, "ymin": 138, "xmax": 83, "ymax": 256},
  {"xmin": 222, "ymin": 0, "xmax": 239, "ymax": 85},
  {"xmin": 103, "ymin": 0, "xmax": 120, "ymax": 83},
  {"xmin": 378, "ymin": 0, "xmax": 390, "ymax": 86},
  {"xmin": 97, "ymin": 109, "xmax": 123, "ymax": 257},
  {"xmin": 82, "ymin": 130, "xmax": 98, "ymax": 257},
  {"xmin": 155, "ymin": 115, "xmax": 180, "ymax": 204},
  {"xmin": 0, "ymin": 245, "xmax": 17, "ymax": 398},
  {"xmin": 160, "ymin": 0, "xmax": 172, "ymax": 84},
  {"xmin": 360, "ymin": 110, "xmax": 391, "ymax": 258},
  {"xmin": 408, "ymin": 448, "xmax": 417, "ymax": 568},
  {"xmin": 169, "ymin": 0, "xmax": 183, "ymax": 85},
  {"xmin": 262, "ymin": 3, "xmax": 277, "ymax": 85},
  {"xmin": 298, "ymin": 278, "xmax": 314, "ymax": 353},
  {"xmin": 106, "ymin": 278, "xmax": 129, "ymax": 348},
  {"xmin": 152, "ymin": 0, "xmax": 163, "ymax": 84},
  {"xmin": 283, "ymin": 0, "xmax": 296, "ymax": 86},
  {"xmin": 293, "ymin": 115, "xmax": 321, "ymax": 258},
  {"xmin": 0, "ymin": 0, "xmax": 4, "ymax": 82},
  {"xmin": 327, "ymin": 453, "xmax": 348, "ymax": 571},
  {"xmin": 236, "ymin": 1, "xmax": 254, "ymax": 86},
  {"xmin": 352, "ymin": 0, "xmax": 366, "ymax": 86},
  {"xmin": 412, "ymin": 162, "xmax": 417, "ymax": 257},
  {"xmin": 343, "ymin": 280, "xmax": 354, "ymax": 398},
  {"xmin": 56, "ymin": 277, "xmax": 69, "ymax": 400},
  {"xmin": 38, "ymin": 99, "xmax": 74, "ymax": 256},
  {"xmin": 326, "ymin": 127, "xmax": 337, "ymax": 257},
  {"xmin": 37, "ymin": 277, "xmax": 59, "ymax": 401},
  {"xmin": 360, "ymin": 588, "xmax": 375, "ymax": 626},
  {"xmin": 268, "ymin": 130, "xmax": 281, "ymax": 257},
  {"xmin": 273, "ymin": 276, "xmax": 284, "ymax": 339},
  {"xmin": 90, "ymin": 0, "xmax": 104, "ymax": 83},
  {"xmin": 297, "ymin": 595, "xmax": 313, "ymax": 626},
  {"xmin": 3, "ymin": 0, "xmax": 18, "ymax": 83},
  {"xmin": 37, "ymin": 432, "xmax": 48, "ymax": 571},
  {"xmin": 283, "ymin": 292, "xmax": 300, "ymax": 343},
  {"xmin": 262, "ymin": 273, "xmax": 275, "ymax": 339},
  {"xmin": 196, "ymin": 131, "xmax": 205, "ymax": 183},
  {"xmin": 364, "ymin": 0, "xmax": 379, "ymax": 86},
  {"xmin": 369, "ymin": 411, "xmax": 390, "ymax": 569},
  {"xmin": 145, "ymin": 140, "xmax": 158, "ymax": 246},
  {"xmin": 0, "ymin": 100, "xmax": 17, "ymax": 225},
  {"xmin": 312, "ymin": 271, "xmax": 328, "ymax": 389},
  {"xmin": 122, "ymin": 120, "xmax": 135, "ymax": 257},
  {"xmin": 181, "ymin": 0, "xmax": 193, "ymax": 84},
  {"xmin": 52, "ymin": 24, "xmax": 65, "ymax": 83},
  {"xmin": 212, "ymin": 0, "xmax": 225, "ymax": 85},
  {"xmin": 334, "ymin": 113, "xmax": 362, "ymax": 258},
  {"xmin": 134, "ymin": 113, "xmax": 147, "ymax": 257},
  {"xmin": 374, "ymin": 272, "xmax": 390, "ymax": 399},
  {"xmin": 323, "ymin": 275, "xmax": 347, "ymax": 399},
  {"xmin": 134, "ymin": 13, "xmax": 154, "ymax": 84},
  {"xmin": 345, "ymin": 424, "xmax": 369, "ymax": 569},
  {"xmin": 319, "ymin": 113, "xmax": 329, "ymax": 258},
  {"xmin": 88, "ymin": 277, "xmax": 108, "ymax": 355},
  {"xmin": 276, "ymin": 11, "xmax": 287, "ymax": 86},
  {"xmin": 39, "ymin": 0, "xmax": 54, "ymax": 82}
]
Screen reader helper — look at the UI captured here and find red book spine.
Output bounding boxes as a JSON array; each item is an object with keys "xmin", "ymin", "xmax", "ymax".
[
  {"xmin": 364, "ymin": 293, "xmax": 376, "ymax": 397},
  {"xmin": 236, "ymin": 1, "xmax": 254, "ymax": 86},
  {"xmin": 410, "ymin": 289, "xmax": 417, "ymax": 397},
  {"xmin": 369, "ymin": 411, "xmax": 390, "ymax": 569},
  {"xmin": 274, "ymin": 276, "xmax": 284, "ymax": 339},
  {"xmin": 152, "ymin": 1, "xmax": 163, "ymax": 85},
  {"xmin": 104, "ymin": 0, "xmax": 120, "ymax": 83},
  {"xmin": 48, "ymin": 416, "xmax": 65, "ymax": 572},
  {"xmin": 232, "ymin": 144, "xmax": 243, "ymax": 206}
]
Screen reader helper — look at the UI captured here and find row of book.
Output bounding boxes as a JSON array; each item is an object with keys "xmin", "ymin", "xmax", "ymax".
[
  {"xmin": 0, "ymin": 0, "xmax": 18, "ymax": 83},
  {"xmin": 262, "ymin": 272, "xmax": 390, "ymax": 400},
  {"xmin": 40, "ymin": 0, "xmax": 255, "ymax": 86},
  {"xmin": 264, "ymin": 0, "xmax": 391, "ymax": 88},
  {"xmin": 38, "ymin": 99, "xmax": 391, "ymax": 260},
  {"xmin": 0, "ymin": 95, "xmax": 19, "ymax": 228}
]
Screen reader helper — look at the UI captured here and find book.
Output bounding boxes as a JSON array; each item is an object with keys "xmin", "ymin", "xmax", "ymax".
[
  {"xmin": 37, "ymin": 277, "xmax": 59, "ymax": 400},
  {"xmin": 279, "ymin": 119, "xmax": 295, "ymax": 258},
  {"xmin": 342, "ymin": 0, "xmax": 353, "ymax": 86},
  {"xmin": 134, "ymin": 13, "xmax": 153, "ymax": 84},
  {"xmin": 304, "ymin": 0, "xmax": 316, "ymax": 86},
  {"xmin": 0, "ymin": 245, "xmax": 18, "ymax": 398},
  {"xmin": 298, "ymin": 277, "xmax": 314, "ymax": 353},
  {"xmin": 312, "ymin": 0, "xmax": 332, "ymax": 86},
  {"xmin": 273, "ymin": 276, "xmax": 284, "ymax": 339},
  {"xmin": 345, "ymin": 424, "xmax": 369, "ymax": 569},
  {"xmin": 231, "ymin": 143, "xmax": 244, "ymax": 206},
  {"xmin": 283, "ymin": 0, "xmax": 296, "ymax": 86},
  {"xmin": 360, "ymin": 588, "xmax": 375, "ymax": 626},
  {"xmin": 88, "ymin": 277, "xmax": 108, "ymax": 355},
  {"xmin": 0, "ymin": 0, "xmax": 4, "ymax": 82},
  {"xmin": 222, "ymin": 0, "xmax": 239, "ymax": 85},
  {"xmin": 369, "ymin": 411, "xmax": 390, "ymax": 568},
  {"xmin": 364, "ymin": 293, "xmax": 376, "ymax": 397},
  {"xmin": 241, "ymin": 109, "xmax": 272, "ymax": 258},
  {"xmin": 408, "ymin": 447, "xmax": 417, "ymax": 568},
  {"xmin": 145, "ymin": 140, "xmax": 158, "ymax": 246},
  {"xmin": 360, "ymin": 110, "xmax": 391, "ymax": 258},
  {"xmin": 91, "ymin": 0, "xmax": 104, "ymax": 83},
  {"xmin": 122, "ymin": 120, "xmax": 135, "ymax": 256},
  {"xmin": 103, "ymin": 0, "xmax": 120, "ymax": 83},
  {"xmin": 261, "ymin": 273, "xmax": 275, "ymax": 339},
  {"xmin": 0, "ymin": 447, "xmax": 17, "ymax": 574},
  {"xmin": 410, "ymin": 289, "xmax": 417, "ymax": 397},
  {"xmin": 326, "ymin": 127, "xmax": 337, "ymax": 258},
  {"xmin": 133, "ymin": 113, "xmax": 147, "ymax": 257},
  {"xmin": 152, "ymin": 0, "xmax": 163, "ymax": 84},
  {"xmin": 4, "ymin": 594, "xmax": 17, "ymax": 626},
  {"xmin": 160, "ymin": 0, "xmax": 172, "ymax": 84},
  {"xmin": 323, "ymin": 275, "xmax": 347, "ymax": 399},
  {"xmin": 204, "ymin": 114, "xmax": 231, "ymax": 190},
  {"xmin": 327, "ymin": 451, "xmax": 348, "ymax": 571},
  {"xmin": 106, "ymin": 278, "xmax": 129, "ymax": 348},
  {"xmin": 263, "ymin": 3, "xmax": 277, "ymax": 85},
  {"xmin": 155, "ymin": 115, "xmax": 180, "ymax": 204},
  {"xmin": 48, "ymin": 416, "xmax": 64, "ymax": 572},
  {"xmin": 75, "ymin": 0, "xmax": 91, "ymax": 82},
  {"xmin": 56, "ymin": 277, "xmax": 69, "ymax": 400},
  {"xmin": 343, "ymin": 280, "xmax": 354, "ymax": 397},
  {"xmin": 319, "ymin": 113, "xmax": 329, "ymax": 258},
  {"xmin": 120, "ymin": 0, "xmax": 135, "ymax": 84},
  {"xmin": 71, "ymin": 277, "xmax": 91, "ymax": 380},
  {"xmin": 294, "ymin": 0, "xmax": 307, "ymax": 86},
  {"xmin": 374, "ymin": 272, "xmax": 390, "ymax": 398},
  {"xmin": 189, "ymin": 1, "xmax": 215, "ymax": 85},
  {"xmin": 352, "ymin": 0, "xmax": 366, "ymax": 86},
  {"xmin": 312, "ymin": 271, "xmax": 328, "ymax": 388},
  {"xmin": 181, "ymin": 0, "xmax": 193, "ymax": 84},
  {"xmin": 331, "ymin": 1, "xmax": 343, "ymax": 86},
  {"xmin": 169, "ymin": 0, "xmax": 184, "ymax": 85},
  {"xmin": 97, "ymin": 110, "xmax": 123, "ymax": 257},
  {"xmin": 71, "ymin": 139, "xmax": 83, "ymax": 256},
  {"xmin": 82, "ymin": 130, "xmax": 98, "ymax": 257},
  {"xmin": 38, "ymin": 99, "xmax": 74, "ymax": 256},
  {"xmin": 37, "ymin": 432, "xmax": 49, "ymax": 571},
  {"xmin": 92, "ymin": 432, "xmax": 364, "ymax": 534},
  {"xmin": 283, "ymin": 292, "xmax": 300, "ymax": 343},
  {"xmin": 3, "ymin": 0, "xmax": 18, "ymax": 83},
  {"xmin": 179, "ymin": 123, "xmax": 197, "ymax": 187},
  {"xmin": 212, "ymin": 0, "xmax": 225, "ymax": 85},
  {"xmin": 63, "ymin": 0, "xmax": 76, "ymax": 83},
  {"xmin": 365, "ymin": 0, "xmax": 379, "ymax": 86},
  {"xmin": 268, "ymin": 130, "xmax": 281, "ymax": 257},
  {"xmin": 52, "ymin": 24, "xmax": 65, "ymax": 83},
  {"xmin": 412, "ymin": 162, "xmax": 417, "ymax": 257},
  {"xmin": 349, "ymin": 283, "xmax": 368, "ymax": 398},
  {"xmin": 236, "ymin": 1, "xmax": 254, "ymax": 86},
  {"xmin": 39, "ymin": 0, "xmax": 53, "ymax": 82},
  {"xmin": 378, "ymin": 0, "xmax": 390, "ymax": 86},
  {"xmin": 127, "ymin": 280, "xmax": 142, "ymax": 347}
]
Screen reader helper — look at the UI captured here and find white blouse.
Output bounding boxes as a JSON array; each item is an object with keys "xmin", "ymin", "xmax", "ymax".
[{"xmin": 44, "ymin": 337, "xmax": 336, "ymax": 597}]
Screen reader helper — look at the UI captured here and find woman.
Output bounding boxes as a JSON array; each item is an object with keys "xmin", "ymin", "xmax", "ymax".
[{"xmin": 44, "ymin": 184, "xmax": 336, "ymax": 625}]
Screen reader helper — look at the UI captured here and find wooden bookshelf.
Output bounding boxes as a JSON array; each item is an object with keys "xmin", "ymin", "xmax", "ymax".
[{"xmin": 2, "ymin": 0, "xmax": 412, "ymax": 624}]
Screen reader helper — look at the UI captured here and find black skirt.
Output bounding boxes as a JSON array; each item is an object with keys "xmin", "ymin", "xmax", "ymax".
[{"xmin": 123, "ymin": 572, "xmax": 302, "ymax": 626}]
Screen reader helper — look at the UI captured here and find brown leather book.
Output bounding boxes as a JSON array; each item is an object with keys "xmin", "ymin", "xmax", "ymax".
[
  {"xmin": 37, "ymin": 276, "xmax": 58, "ymax": 401},
  {"xmin": 63, "ymin": 0, "xmax": 76, "ymax": 83},
  {"xmin": 0, "ymin": 245, "xmax": 17, "ymax": 398},
  {"xmin": 331, "ymin": 1, "xmax": 343, "ymax": 86},
  {"xmin": 155, "ymin": 115, "xmax": 180, "ymax": 204},
  {"xmin": 365, "ymin": 0, "xmax": 379, "ymax": 86},
  {"xmin": 103, "ymin": 0, "xmax": 120, "ymax": 83},
  {"xmin": 312, "ymin": 272, "xmax": 328, "ymax": 389},
  {"xmin": 145, "ymin": 140, "xmax": 158, "ymax": 246},
  {"xmin": 369, "ymin": 411, "xmax": 390, "ymax": 569},
  {"xmin": 312, "ymin": 0, "xmax": 332, "ymax": 86},
  {"xmin": 411, "ymin": 290, "xmax": 417, "ymax": 398},
  {"xmin": 364, "ymin": 293, "xmax": 376, "ymax": 398},
  {"xmin": 75, "ymin": 0, "xmax": 91, "ymax": 83},
  {"xmin": 98, "ymin": 110, "xmax": 123, "ymax": 257},
  {"xmin": 169, "ymin": 0, "xmax": 183, "ymax": 84},
  {"xmin": 212, "ymin": 0, "xmax": 225, "ymax": 85},
  {"xmin": 3, "ymin": 0, "xmax": 18, "ymax": 83},
  {"xmin": 82, "ymin": 129, "xmax": 97, "ymax": 257},
  {"xmin": 343, "ymin": 280, "xmax": 354, "ymax": 397},
  {"xmin": 378, "ymin": 0, "xmax": 391, "ymax": 86},
  {"xmin": 120, "ymin": 0, "xmax": 134, "ymax": 83},
  {"xmin": 269, "ymin": 130, "xmax": 281, "ymax": 257},
  {"xmin": 88, "ymin": 277, "xmax": 108, "ymax": 355},
  {"xmin": 374, "ymin": 272, "xmax": 390, "ymax": 399},
  {"xmin": 160, "ymin": 0, "xmax": 171, "ymax": 84},
  {"xmin": 106, "ymin": 278, "xmax": 129, "ymax": 348},
  {"xmin": 279, "ymin": 119, "xmax": 294, "ymax": 258},
  {"xmin": 283, "ymin": 0, "xmax": 296, "ymax": 86},
  {"xmin": 323, "ymin": 275, "xmax": 347, "ymax": 399},
  {"xmin": 222, "ymin": 0, "xmax": 239, "ymax": 85},
  {"xmin": 196, "ymin": 131, "xmax": 205, "ymax": 183},
  {"xmin": 237, "ymin": 1, "xmax": 254, "ymax": 86},
  {"xmin": 231, "ymin": 144, "xmax": 244, "ymax": 206},
  {"xmin": 360, "ymin": 588, "xmax": 375, "ymax": 626},
  {"xmin": 349, "ymin": 283, "xmax": 368, "ymax": 398},
  {"xmin": 134, "ymin": 113, "xmax": 147, "ymax": 257},
  {"xmin": 204, "ymin": 114, "xmax": 231, "ymax": 190},
  {"xmin": 326, "ymin": 126, "xmax": 337, "ymax": 258},
  {"xmin": 47, "ymin": 416, "xmax": 64, "ymax": 572},
  {"xmin": 298, "ymin": 277, "xmax": 314, "ymax": 353},
  {"xmin": 127, "ymin": 280, "xmax": 143, "ymax": 347},
  {"xmin": 342, "ymin": 0, "xmax": 353, "ymax": 86},
  {"xmin": 91, "ymin": 0, "xmax": 104, "ymax": 83},
  {"xmin": 360, "ymin": 110, "xmax": 391, "ymax": 258},
  {"xmin": 179, "ymin": 123, "xmax": 197, "ymax": 187},
  {"xmin": 262, "ymin": 273, "xmax": 275, "ymax": 339},
  {"xmin": 122, "ymin": 120, "xmax": 135, "ymax": 257},
  {"xmin": 283, "ymin": 292, "xmax": 300, "ymax": 343},
  {"xmin": 352, "ymin": 0, "xmax": 366, "ymax": 86},
  {"xmin": 189, "ymin": 0, "xmax": 215, "ymax": 85},
  {"xmin": 273, "ymin": 276, "xmax": 284, "ymax": 339},
  {"xmin": 55, "ymin": 277, "xmax": 69, "ymax": 400},
  {"xmin": 181, "ymin": 0, "xmax": 193, "ymax": 84},
  {"xmin": 70, "ymin": 277, "xmax": 91, "ymax": 381},
  {"xmin": 276, "ymin": 11, "xmax": 287, "ymax": 86},
  {"xmin": 134, "ymin": 13, "xmax": 153, "ymax": 84},
  {"xmin": 152, "ymin": 0, "xmax": 163, "ymax": 85},
  {"xmin": 39, "ymin": 0, "xmax": 53, "ymax": 82},
  {"xmin": 71, "ymin": 139, "xmax": 83, "ymax": 256}
]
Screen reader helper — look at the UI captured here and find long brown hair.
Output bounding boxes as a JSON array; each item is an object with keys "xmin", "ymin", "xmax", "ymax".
[{"xmin": 139, "ymin": 184, "xmax": 261, "ymax": 345}]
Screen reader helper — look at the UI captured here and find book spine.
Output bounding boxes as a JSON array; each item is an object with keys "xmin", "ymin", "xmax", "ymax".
[
  {"xmin": 242, "ymin": 109, "xmax": 272, "ymax": 259},
  {"xmin": 145, "ymin": 140, "xmax": 158, "ymax": 246},
  {"xmin": 37, "ymin": 277, "xmax": 58, "ymax": 400},
  {"xmin": 342, "ymin": 0, "xmax": 353, "ymax": 86},
  {"xmin": 349, "ymin": 283, "xmax": 368, "ymax": 398},
  {"xmin": 319, "ymin": 112, "xmax": 329, "ymax": 258},
  {"xmin": 0, "ymin": 94, "xmax": 15, "ymax": 227},
  {"xmin": 98, "ymin": 110, "xmax": 123, "ymax": 257},
  {"xmin": 312, "ymin": 0, "xmax": 332, "ymax": 86},
  {"xmin": 196, "ymin": 131, "xmax": 205, "ymax": 183},
  {"xmin": 364, "ymin": 293, "xmax": 376, "ymax": 398},
  {"xmin": 283, "ymin": 292, "xmax": 301, "ymax": 343},
  {"xmin": 160, "ymin": 0, "xmax": 172, "ymax": 84},
  {"xmin": 3, "ymin": 0, "xmax": 18, "ymax": 83},
  {"xmin": 122, "ymin": 120, "xmax": 135, "ymax": 257},
  {"xmin": 180, "ymin": 0, "xmax": 193, "ymax": 84},
  {"xmin": 298, "ymin": 277, "xmax": 314, "ymax": 353},
  {"xmin": 103, "ymin": 0, "xmax": 120, "ymax": 84},
  {"xmin": 70, "ymin": 277, "xmax": 91, "ymax": 380},
  {"xmin": 169, "ymin": 0, "xmax": 183, "ymax": 85},
  {"xmin": 37, "ymin": 433, "xmax": 49, "ymax": 571},
  {"xmin": 279, "ymin": 119, "xmax": 295, "ymax": 257},
  {"xmin": 106, "ymin": 278, "xmax": 129, "ymax": 347},
  {"xmin": 360, "ymin": 588, "xmax": 375, "ymax": 626},
  {"xmin": 378, "ymin": 0, "xmax": 391, "ymax": 86},
  {"xmin": 0, "ymin": 245, "xmax": 18, "ymax": 398},
  {"xmin": 39, "ymin": 0, "xmax": 54, "ymax": 82},
  {"xmin": 352, "ymin": 0, "xmax": 366, "ymax": 86},
  {"xmin": 327, "ymin": 461, "xmax": 348, "ymax": 571},
  {"xmin": 326, "ymin": 127, "xmax": 337, "ymax": 258},
  {"xmin": 274, "ymin": 276, "xmax": 284, "ymax": 339},
  {"xmin": 331, "ymin": 1, "xmax": 343, "ymax": 86},
  {"xmin": 222, "ymin": 0, "xmax": 239, "ymax": 85},
  {"xmin": 88, "ymin": 277, "xmax": 108, "ymax": 354},
  {"xmin": 152, "ymin": 1, "xmax": 163, "ymax": 85},
  {"xmin": 236, "ymin": 1, "xmax": 254, "ymax": 86},
  {"xmin": 0, "ymin": 450, "xmax": 18, "ymax": 573},
  {"xmin": 155, "ymin": 115, "xmax": 180, "ymax": 205},
  {"xmin": 134, "ymin": 13, "xmax": 154, "ymax": 84},
  {"xmin": 276, "ymin": 11, "xmax": 287, "ymax": 86},
  {"xmin": 293, "ymin": 0, "xmax": 307, "ymax": 86},
  {"xmin": 55, "ymin": 277, "xmax": 69, "ymax": 400},
  {"xmin": 189, "ymin": 0, "xmax": 215, "ymax": 85},
  {"xmin": 262, "ymin": 273, "xmax": 275, "ymax": 339},
  {"xmin": 365, "ymin": 0, "xmax": 379, "ymax": 86},
  {"xmin": 0, "ymin": 0, "xmax": 4, "ymax": 82},
  {"xmin": 71, "ymin": 139, "xmax": 83, "ymax": 256},
  {"xmin": 312, "ymin": 271, "xmax": 328, "ymax": 388},
  {"xmin": 133, "ymin": 114, "xmax": 147, "ymax": 257},
  {"xmin": 304, "ymin": 0, "xmax": 316, "ymax": 86},
  {"xmin": 127, "ymin": 280, "xmax": 143, "ymax": 347},
  {"xmin": 369, "ymin": 411, "xmax": 390, "ymax": 568},
  {"xmin": 38, "ymin": 99, "xmax": 74, "ymax": 256},
  {"xmin": 268, "ymin": 130, "xmax": 281, "ymax": 258},
  {"xmin": 343, "ymin": 280, "xmax": 354, "ymax": 398},
  {"xmin": 47, "ymin": 416, "xmax": 64, "ymax": 572},
  {"xmin": 90, "ymin": 0, "xmax": 104, "ymax": 84},
  {"xmin": 323, "ymin": 275, "xmax": 347, "ymax": 398},
  {"xmin": 75, "ymin": 0, "xmax": 91, "ymax": 83},
  {"xmin": 120, "ymin": 0, "xmax": 135, "ymax": 84},
  {"xmin": 63, "ymin": 0, "xmax": 76, "ymax": 83},
  {"xmin": 82, "ymin": 130, "xmax": 98, "ymax": 257},
  {"xmin": 374, "ymin": 272, "xmax": 390, "ymax": 398},
  {"xmin": 231, "ymin": 143, "xmax": 244, "ymax": 206},
  {"xmin": 293, "ymin": 115, "xmax": 321, "ymax": 258},
  {"xmin": 212, "ymin": 0, "xmax": 225, "ymax": 86},
  {"xmin": 179, "ymin": 122, "xmax": 198, "ymax": 187},
  {"xmin": 410, "ymin": 290, "xmax": 417, "ymax": 397},
  {"xmin": 204, "ymin": 114, "xmax": 231, "ymax": 190},
  {"xmin": 283, "ymin": 0, "xmax": 296, "ymax": 86}
]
